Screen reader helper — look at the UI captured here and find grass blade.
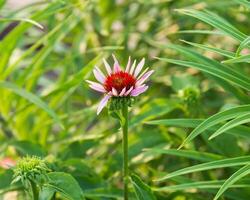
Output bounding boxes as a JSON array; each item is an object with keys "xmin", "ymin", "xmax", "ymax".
[
  {"xmin": 236, "ymin": 36, "xmax": 250, "ymax": 56},
  {"xmin": 144, "ymin": 148, "xmax": 223, "ymax": 162},
  {"xmin": 176, "ymin": 9, "xmax": 247, "ymax": 42},
  {"xmin": 214, "ymin": 165, "xmax": 250, "ymax": 200},
  {"xmin": 209, "ymin": 113, "xmax": 250, "ymax": 140},
  {"xmin": 180, "ymin": 40, "xmax": 235, "ymax": 58},
  {"xmin": 154, "ymin": 179, "xmax": 250, "ymax": 192},
  {"xmin": 131, "ymin": 174, "xmax": 157, "ymax": 200},
  {"xmin": 156, "ymin": 156, "xmax": 250, "ymax": 182},
  {"xmin": 156, "ymin": 57, "xmax": 250, "ymax": 91},
  {"xmin": 0, "ymin": 81, "xmax": 63, "ymax": 128},
  {"xmin": 0, "ymin": 18, "xmax": 44, "ymax": 29},
  {"xmin": 222, "ymin": 54, "xmax": 250, "ymax": 64},
  {"xmin": 177, "ymin": 105, "xmax": 250, "ymax": 148}
]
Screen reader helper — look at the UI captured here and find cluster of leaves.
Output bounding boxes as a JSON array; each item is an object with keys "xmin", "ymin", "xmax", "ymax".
[{"xmin": 0, "ymin": 0, "xmax": 249, "ymax": 200}]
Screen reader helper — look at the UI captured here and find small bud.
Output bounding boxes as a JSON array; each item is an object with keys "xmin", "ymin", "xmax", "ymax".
[
  {"xmin": 12, "ymin": 156, "xmax": 50, "ymax": 188},
  {"xmin": 182, "ymin": 87, "xmax": 200, "ymax": 106}
]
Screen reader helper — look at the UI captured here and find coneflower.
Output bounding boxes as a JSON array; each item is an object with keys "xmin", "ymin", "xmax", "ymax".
[
  {"xmin": 86, "ymin": 54, "xmax": 154, "ymax": 115},
  {"xmin": 87, "ymin": 55, "xmax": 154, "ymax": 200}
]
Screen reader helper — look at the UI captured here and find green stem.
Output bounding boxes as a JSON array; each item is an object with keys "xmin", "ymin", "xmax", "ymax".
[
  {"xmin": 30, "ymin": 180, "xmax": 39, "ymax": 200},
  {"xmin": 122, "ymin": 104, "xmax": 129, "ymax": 200}
]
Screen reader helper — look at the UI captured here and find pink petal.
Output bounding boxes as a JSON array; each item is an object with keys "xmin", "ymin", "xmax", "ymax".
[
  {"xmin": 125, "ymin": 86, "xmax": 134, "ymax": 96},
  {"xmin": 129, "ymin": 59, "xmax": 137, "ymax": 75},
  {"xmin": 125, "ymin": 56, "xmax": 131, "ymax": 72},
  {"xmin": 89, "ymin": 85, "xmax": 105, "ymax": 93},
  {"xmin": 136, "ymin": 70, "xmax": 154, "ymax": 86},
  {"xmin": 112, "ymin": 87, "xmax": 118, "ymax": 96},
  {"xmin": 134, "ymin": 58, "xmax": 145, "ymax": 77},
  {"xmin": 112, "ymin": 54, "xmax": 121, "ymax": 72},
  {"xmin": 131, "ymin": 85, "xmax": 149, "ymax": 96},
  {"xmin": 137, "ymin": 67, "xmax": 149, "ymax": 80},
  {"xmin": 94, "ymin": 66, "xmax": 106, "ymax": 83},
  {"xmin": 119, "ymin": 87, "xmax": 126, "ymax": 96},
  {"xmin": 103, "ymin": 58, "xmax": 112, "ymax": 75},
  {"xmin": 97, "ymin": 94, "xmax": 111, "ymax": 115},
  {"xmin": 86, "ymin": 80, "xmax": 106, "ymax": 93}
]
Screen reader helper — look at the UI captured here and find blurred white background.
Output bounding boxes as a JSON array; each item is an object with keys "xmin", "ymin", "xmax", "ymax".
[{"xmin": 4, "ymin": 0, "xmax": 42, "ymax": 10}]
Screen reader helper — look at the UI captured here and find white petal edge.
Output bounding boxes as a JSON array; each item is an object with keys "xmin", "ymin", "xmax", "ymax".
[
  {"xmin": 129, "ymin": 59, "xmax": 136, "ymax": 75},
  {"xmin": 136, "ymin": 70, "xmax": 154, "ymax": 86},
  {"xmin": 134, "ymin": 58, "xmax": 145, "ymax": 77},
  {"xmin": 97, "ymin": 94, "xmax": 111, "ymax": 115},
  {"xmin": 112, "ymin": 87, "xmax": 118, "ymax": 96},
  {"xmin": 137, "ymin": 67, "xmax": 149, "ymax": 80},
  {"xmin": 131, "ymin": 85, "xmax": 149, "ymax": 96},
  {"xmin": 112, "ymin": 54, "xmax": 121, "ymax": 73},
  {"xmin": 125, "ymin": 56, "xmax": 131, "ymax": 72},
  {"xmin": 89, "ymin": 85, "xmax": 106, "ymax": 93},
  {"xmin": 94, "ymin": 66, "xmax": 106, "ymax": 83},
  {"xmin": 103, "ymin": 58, "xmax": 112, "ymax": 75},
  {"xmin": 125, "ymin": 86, "xmax": 134, "ymax": 96},
  {"xmin": 86, "ymin": 80, "xmax": 106, "ymax": 93},
  {"xmin": 119, "ymin": 87, "xmax": 126, "ymax": 96}
]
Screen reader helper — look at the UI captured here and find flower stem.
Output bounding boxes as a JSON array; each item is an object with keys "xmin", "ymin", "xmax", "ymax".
[
  {"xmin": 30, "ymin": 180, "xmax": 39, "ymax": 200},
  {"xmin": 122, "ymin": 103, "xmax": 129, "ymax": 200}
]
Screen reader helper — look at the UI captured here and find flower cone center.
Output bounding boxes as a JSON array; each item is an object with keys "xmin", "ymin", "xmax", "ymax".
[{"xmin": 104, "ymin": 71, "xmax": 136, "ymax": 92}]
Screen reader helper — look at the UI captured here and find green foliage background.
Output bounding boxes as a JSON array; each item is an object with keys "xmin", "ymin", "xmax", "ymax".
[{"xmin": 0, "ymin": 0, "xmax": 249, "ymax": 199}]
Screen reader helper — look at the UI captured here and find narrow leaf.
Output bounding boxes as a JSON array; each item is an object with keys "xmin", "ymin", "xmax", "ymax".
[
  {"xmin": 0, "ymin": 81, "xmax": 63, "ymax": 128},
  {"xmin": 222, "ymin": 54, "xmax": 250, "ymax": 64},
  {"xmin": 178, "ymin": 105, "xmax": 250, "ymax": 148},
  {"xmin": 156, "ymin": 156, "xmax": 250, "ymax": 182},
  {"xmin": 214, "ymin": 165, "xmax": 250, "ymax": 200},
  {"xmin": 131, "ymin": 174, "xmax": 157, "ymax": 200},
  {"xmin": 209, "ymin": 113, "xmax": 250, "ymax": 140}
]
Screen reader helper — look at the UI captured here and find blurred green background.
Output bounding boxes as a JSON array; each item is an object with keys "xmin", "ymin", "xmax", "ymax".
[{"xmin": 0, "ymin": 0, "xmax": 249, "ymax": 199}]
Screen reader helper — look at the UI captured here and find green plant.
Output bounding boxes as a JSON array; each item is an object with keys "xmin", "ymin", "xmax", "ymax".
[{"xmin": 0, "ymin": 0, "xmax": 249, "ymax": 199}]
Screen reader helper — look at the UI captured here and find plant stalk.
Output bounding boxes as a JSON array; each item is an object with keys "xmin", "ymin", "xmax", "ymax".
[
  {"xmin": 30, "ymin": 180, "xmax": 39, "ymax": 200},
  {"xmin": 122, "ymin": 103, "xmax": 129, "ymax": 200}
]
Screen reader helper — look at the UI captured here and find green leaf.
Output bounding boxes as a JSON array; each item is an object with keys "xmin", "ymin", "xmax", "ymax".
[
  {"xmin": 156, "ymin": 156, "xmax": 250, "ymax": 182},
  {"xmin": 214, "ymin": 165, "xmax": 250, "ymax": 200},
  {"xmin": 0, "ymin": 81, "xmax": 63, "ymax": 128},
  {"xmin": 148, "ymin": 42, "xmax": 250, "ymax": 102},
  {"xmin": 236, "ymin": 36, "xmax": 250, "ymax": 56},
  {"xmin": 0, "ymin": 0, "xmax": 6, "ymax": 9},
  {"xmin": 171, "ymin": 74, "xmax": 199, "ymax": 92},
  {"xmin": 10, "ymin": 140, "xmax": 46, "ymax": 157},
  {"xmin": 234, "ymin": 0, "xmax": 250, "ymax": 8},
  {"xmin": 180, "ymin": 40, "xmax": 235, "ymax": 58},
  {"xmin": 0, "ymin": 18, "xmax": 43, "ymax": 29},
  {"xmin": 109, "ymin": 110, "xmax": 125, "ymax": 126},
  {"xmin": 177, "ymin": 105, "xmax": 250, "ymax": 148},
  {"xmin": 177, "ymin": 30, "xmax": 224, "ymax": 35},
  {"xmin": 0, "ymin": 170, "xmax": 13, "ymax": 190},
  {"xmin": 84, "ymin": 188, "xmax": 122, "ymax": 198},
  {"xmin": 39, "ymin": 187, "xmax": 55, "ymax": 200},
  {"xmin": 43, "ymin": 54, "xmax": 102, "ymax": 96},
  {"xmin": 209, "ymin": 113, "xmax": 250, "ymax": 140},
  {"xmin": 155, "ymin": 57, "xmax": 250, "ymax": 91},
  {"xmin": 146, "ymin": 118, "xmax": 250, "ymax": 139},
  {"xmin": 222, "ymin": 54, "xmax": 250, "ymax": 64},
  {"xmin": 144, "ymin": 148, "xmax": 223, "ymax": 162},
  {"xmin": 44, "ymin": 172, "xmax": 85, "ymax": 200},
  {"xmin": 130, "ymin": 98, "xmax": 178, "ymax": 127},
  {"xmin": 147, "ymin": 41, "xmax": 250, "ymax": 92},
  {"xmin": 154, "ymin": 179, "xmax": 250, "ymax": 192},
  {"xmin": 130, "ymin": 174, "xmax": 157, "ymax": 200},
  {"xmin": 176, "ymin": 9, "xmax": 247, "ymax": 42},
  {"xmin": 0, "ymin": 1, "xmax": 68, "ymax": 74},
  {"xmin": 208, "ymin": 76, "xmax": 250, "ymax": 104}
]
